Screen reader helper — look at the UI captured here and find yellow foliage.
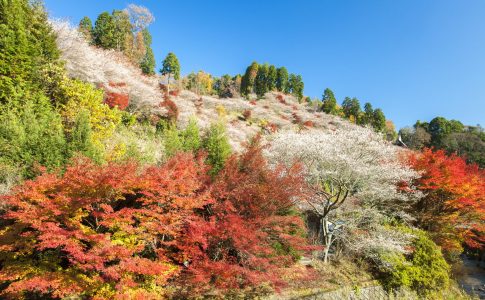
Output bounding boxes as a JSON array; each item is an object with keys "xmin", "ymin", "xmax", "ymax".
[
  {"xmin": 59, "ymin": 79, "xmax": 122, "ymax": 149},
  {"xmin": 216, "ymin": 104, "xmax": 227, "ymax": 118}
]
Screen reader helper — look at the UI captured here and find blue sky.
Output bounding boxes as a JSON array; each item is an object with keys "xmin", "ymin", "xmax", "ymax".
[{"xmin": 44, "ymin": 0, "xmax": 485, "ymax": 129}]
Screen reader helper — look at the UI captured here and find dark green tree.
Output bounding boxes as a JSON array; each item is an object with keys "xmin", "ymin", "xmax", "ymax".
[
  {"xmin": 160, "ymin": 52, "xmax": 180, "ymax": 85},
  {"xmin": 359, "ymin": 102, "xmax": 374, "ymax": 125},
  {"xmin": 79, "ymin": 16, "xmax": 93, "ymax": 42},
  {"xmin": 240, "ymin": 61, "xmax": 259, "ymax": 97},
  {"xmin": 321, "ymin": 88, "xmax": 337, "ymax": 114},
  {"xmin": 93, "ymin": 12, "xmax": 116, "ymax": 49},
  {"xmin": 140, "ymin": 29, "xmax": 156, "ymax": 75},
  {"xmin": 255, "ymin": 63, "xmax": 269, "ymax": 98},
  {"xmin": 371, "ymin": 108, "xmax": 386, "ymax": 132},
  {"xmin": 341, "ymin": 97, "xmax": 361, "ymax": 121},
  {"xmin": 112, "ymin": 10, "xmax": 132, "ymax": 52},
  {"xmin": 267, "ymin": 64, "xmax": 277, "ymax": 91},
  {"xmin": 0, "ymin": 0, "xmax": 59, "ymax": 104},
  {"xmin": 288, "ymin": 74, "xmax": 304, "ymax": 100},
  {"xmin": 276, "ymin": 67, "xmax": 289, "ymax": 93}
]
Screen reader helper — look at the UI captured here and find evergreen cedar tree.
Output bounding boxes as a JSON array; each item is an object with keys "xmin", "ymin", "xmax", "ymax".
[
  {"xmin": 409, "ymin": 148, "xmax": 485, "ymax": 254},
  {"xmin": 0, "ymin": 137, "xmax": 308, "ymax": 298},
  {"xmin": 160, "ymin": 52, "xmax": 180, "ymax": 84}
]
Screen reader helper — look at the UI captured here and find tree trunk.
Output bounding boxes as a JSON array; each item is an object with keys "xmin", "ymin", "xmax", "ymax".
[{"xmin": 322, "ymin": 217, "xmax": 333, "ymax": 263}]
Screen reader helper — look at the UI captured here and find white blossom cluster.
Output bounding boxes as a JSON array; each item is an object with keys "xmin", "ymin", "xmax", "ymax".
[
  {"xmin": 50, "ymin": 20, "xmax": 165, "ymax": 116},
  {"xmin": 266, "ymin": 126, "xmax": 421, "ymax": 218}
]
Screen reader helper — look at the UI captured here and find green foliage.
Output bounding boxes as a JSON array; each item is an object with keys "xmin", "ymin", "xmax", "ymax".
[
  {"xmin": 371, "ymin": 108, "xmax": 386, "ymax": 132},
  {"xmin": 402, "ymin": 117, "xmax": 484, "ymax": 167},
  {"xmin": 240, "ymin": 61, "xmax": 259, "ymax": 96},
  {"xmin": 202, "ymin": 122, "xmax": 231, "ymax": 176},
  {"xmin": 276, "ymin": 66, "xmax": 289, "ymax": 93},
  {"xmin": 255, "ymin": 63, "xmax": 269, "ymax": 98},
  {"xmin": 162, "ymin": 119, "xmax": 201, "ymax": 157},
  {"xmin": 160, "ymin": 52, "xmax": 180, "ymax": 83},
  {"xmin": 342, "ymin": 97, "xmax": 361, "ymax": 120},
  {"xmin": 267, "ymin": 64, "xmax": 277, "ymax": 91},
  {"xmin": 321, "ymin": 88, "xmax": 338, "ymax": 114},
  {"xmin": 112, "ymin": 9, "xmax": 132, "ymax": 52},
  {"xmin": 288, "ymin": 73, "xmax": 304, "ymax": 100},
  {"xmin": 0, "ymin": 97, "xmax": 66, "ymax": 178},
  {"xmin": 67, "ymin": 109, "xmax": 102, "ymax": 162},
  {"xmin": 140, "ymin": 29, "xmax": 155, "ymax": 75},
  {"xmin": 0, "ymin": 0, "xmax": 59, "ymax": 104},
  {"xmin": 378, "ymin": 230, "xmax": 450, "ymax": 296},
  {"xmin": 78, "ymin": 16, "xmax": 93, "ymax": 42},
  {"xmin": 93, "ymin": 12, "xmax": 116, "ymax": 49}
]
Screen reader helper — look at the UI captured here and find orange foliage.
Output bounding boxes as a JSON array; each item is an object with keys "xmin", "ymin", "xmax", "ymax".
[{"xmin": 409, "ymin": 148, "xmax": 485, "ymax": 252}]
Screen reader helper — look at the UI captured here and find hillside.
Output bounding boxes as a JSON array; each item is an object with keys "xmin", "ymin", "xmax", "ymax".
[
  {"xmin": 52, "ymin": 20, "xmax": 356, "ymax": 151},
  {"xmin": 0, "ymin": 2, "xmax": 482, "ymax": 299}
]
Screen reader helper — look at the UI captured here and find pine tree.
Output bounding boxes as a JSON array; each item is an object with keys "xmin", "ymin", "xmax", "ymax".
[
  {"xmin": 276, "ymin": 66, "xmax": 289, "ymax": 93},
  {"xmin": 342, "ymin": 97, "xmax": 361, "ymax": 120},
  {"xmin": 372, "ymin": 108, "xmax": 386, "ymax": 132},
  {"xmin": 93, "ymin": 12, "xmax": 116, "ymax": 49},
  {"xmin": 267, "ymin": 64, "xmax": 277, "ymax": 91},
  {"xmin": 288, "ymin": 74, "xmax": 304, "ymax": 100},
  {"xmin": 240, "ymin": 61, "xmax": 259, "ymax": 97},
  {"xmin": 321, "ymin": 88, "xmax": 337, "ymax": 114},
  {"xmin": 255, "ymin": 63, "xmax": 269, "ymax": 98},
  {"xmin": 140, "ymin": 29, "xmax": 156, "ymax": 75},
  {"xmin": 160, "ymin": 52, "xmax": 180, "ymax": 85},
  {"xmin": 361, "ymin": 102, "xmax": 374, "ymax": 125},
  {"xmin": 112, "ymin": 10, "xmax": 132, "ymax": 52},
  {"xmin": 78, "ymin": 16, "xmax": 93, "ymax": 42}
]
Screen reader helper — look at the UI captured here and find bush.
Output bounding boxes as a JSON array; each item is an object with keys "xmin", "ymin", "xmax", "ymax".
[
  {"xmin": 202, "ymin": 122, "xmax": 231, "ymax": 176},
  {"xmin": 0, "ymin": 155, "xmax": 209, "ymax": 299},
  {"xmin": 378, "ymin": 230, "xmax": 450, "ymax": 296}
]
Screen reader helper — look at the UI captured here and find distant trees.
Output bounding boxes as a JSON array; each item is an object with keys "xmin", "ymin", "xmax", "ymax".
[
  {"xmin": 240, "ymin": 61, "xmax": 304, "ymax": 99},
  {"xmin": 93, "ymin": 12, "xmax": 116, "ymax": 49},
  {"xmin": 80, "ymin": 4, "xmax": 156, "ymax": 74},
  {"xmin": 399, "ymin": 117, "xmax": 485, "ymax": 167},
  {"xmin": 240, "ymin": 61, "xmax": 259, "ymax": 97},
  {"xmin": 160, "ymin": 52, "xmax": 180, "ymax": 87},
  {"xmin": 78, "ymin": 16, "xmax": 93, "ymax": 41},
  {"xmin": 276, "ymin": 66, "xmax": 289, "ymax": 93},
  {"xmin": 183, "ymin": 71, "xmax": 213, "ymax": 95},
  {"xmin": 321, "ymin": 88, "xmax": 337, "ymax": 114},
  {"xmin": 342, "ymin": 97, "xmax": 361, "ymax": 122},
  {"xmin": 288, "ymin": 74, "xmax": 304, "ymax": 100},
  {"xmin": 213, "ymin": 74, "xmax": 240, "ymax": 98}
]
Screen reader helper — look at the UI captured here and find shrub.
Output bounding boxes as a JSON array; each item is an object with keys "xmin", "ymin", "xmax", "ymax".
[
  {"xmin": 0, "ymin": 155, "xmax": 209, "ymax": 299},
  {"xmin": 242, "ymin": 109, "xmax": 252, "ymax": 120},
  {"xmin": 178, "ymin": 137, "xmax": 308, "ymax": 293},
  {"xmin": 0, "ymin": 97, "xmax": 67, "ymax": 179},
  {"xmin": 159, "ymin": 98, "xmax": 179, "ymax": 124},
  {"xmin": 378, "ymin": 230, "xmax": 450, "ymax": 296},
  {"xmin": 104, "ymin": 91, "xmax": 129, "ymax": 110},
  {"xmin": 202, "ymin": 122, "xmax": 231, "ymax": 176}
]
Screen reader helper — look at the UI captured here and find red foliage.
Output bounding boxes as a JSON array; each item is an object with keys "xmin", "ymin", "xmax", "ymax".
[
  {"xmin": 105, "ymin": 92, "xmax": 129, "ymax": 110},
  {"xmin": 178, "ymin": 137, "xmax": 308, "ymax": 293},
  {"xmin": 242, "ymin": 109, "xmax": 252, "ymax": 120},
  {"xmin": 249, "ymin": 100, "xmax": 257, "ymax": 106},
  {"xmin": 101, "ymin": 82, "xmax": 129, "ymax": 110},
  {"xmin": 303, "ymin": 120, "xmax": 314, "ymax": 128},
  {"xmin": 169, "ymin": 89, "xmax": 180, "ymax": 97},
  {"xmin": 160, "ymin": 98, "xmax": 179, "ymax": 124},
  {"xmin": 0, "ymin": 155, "xmax": 210, "ymax": 299},
  {"xmin": 409, "ymin": 148, "xmax": 485, "ymax": 252}
]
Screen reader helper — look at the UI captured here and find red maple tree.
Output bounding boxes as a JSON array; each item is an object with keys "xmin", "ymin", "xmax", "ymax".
[{"xmin": 409, "ymin": 148, "xmax": 485, "ymax": 254}]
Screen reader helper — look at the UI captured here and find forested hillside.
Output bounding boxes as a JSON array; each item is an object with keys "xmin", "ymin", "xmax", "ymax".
[{"xmin": 0, "ymin": 1, "xmax": 483, "ymax": 299}]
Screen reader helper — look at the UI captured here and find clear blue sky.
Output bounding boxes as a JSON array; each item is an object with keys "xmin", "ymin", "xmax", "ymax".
[{"xmin": 44, "ymin": 0, "xmax": 485, "ymax": 129}]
